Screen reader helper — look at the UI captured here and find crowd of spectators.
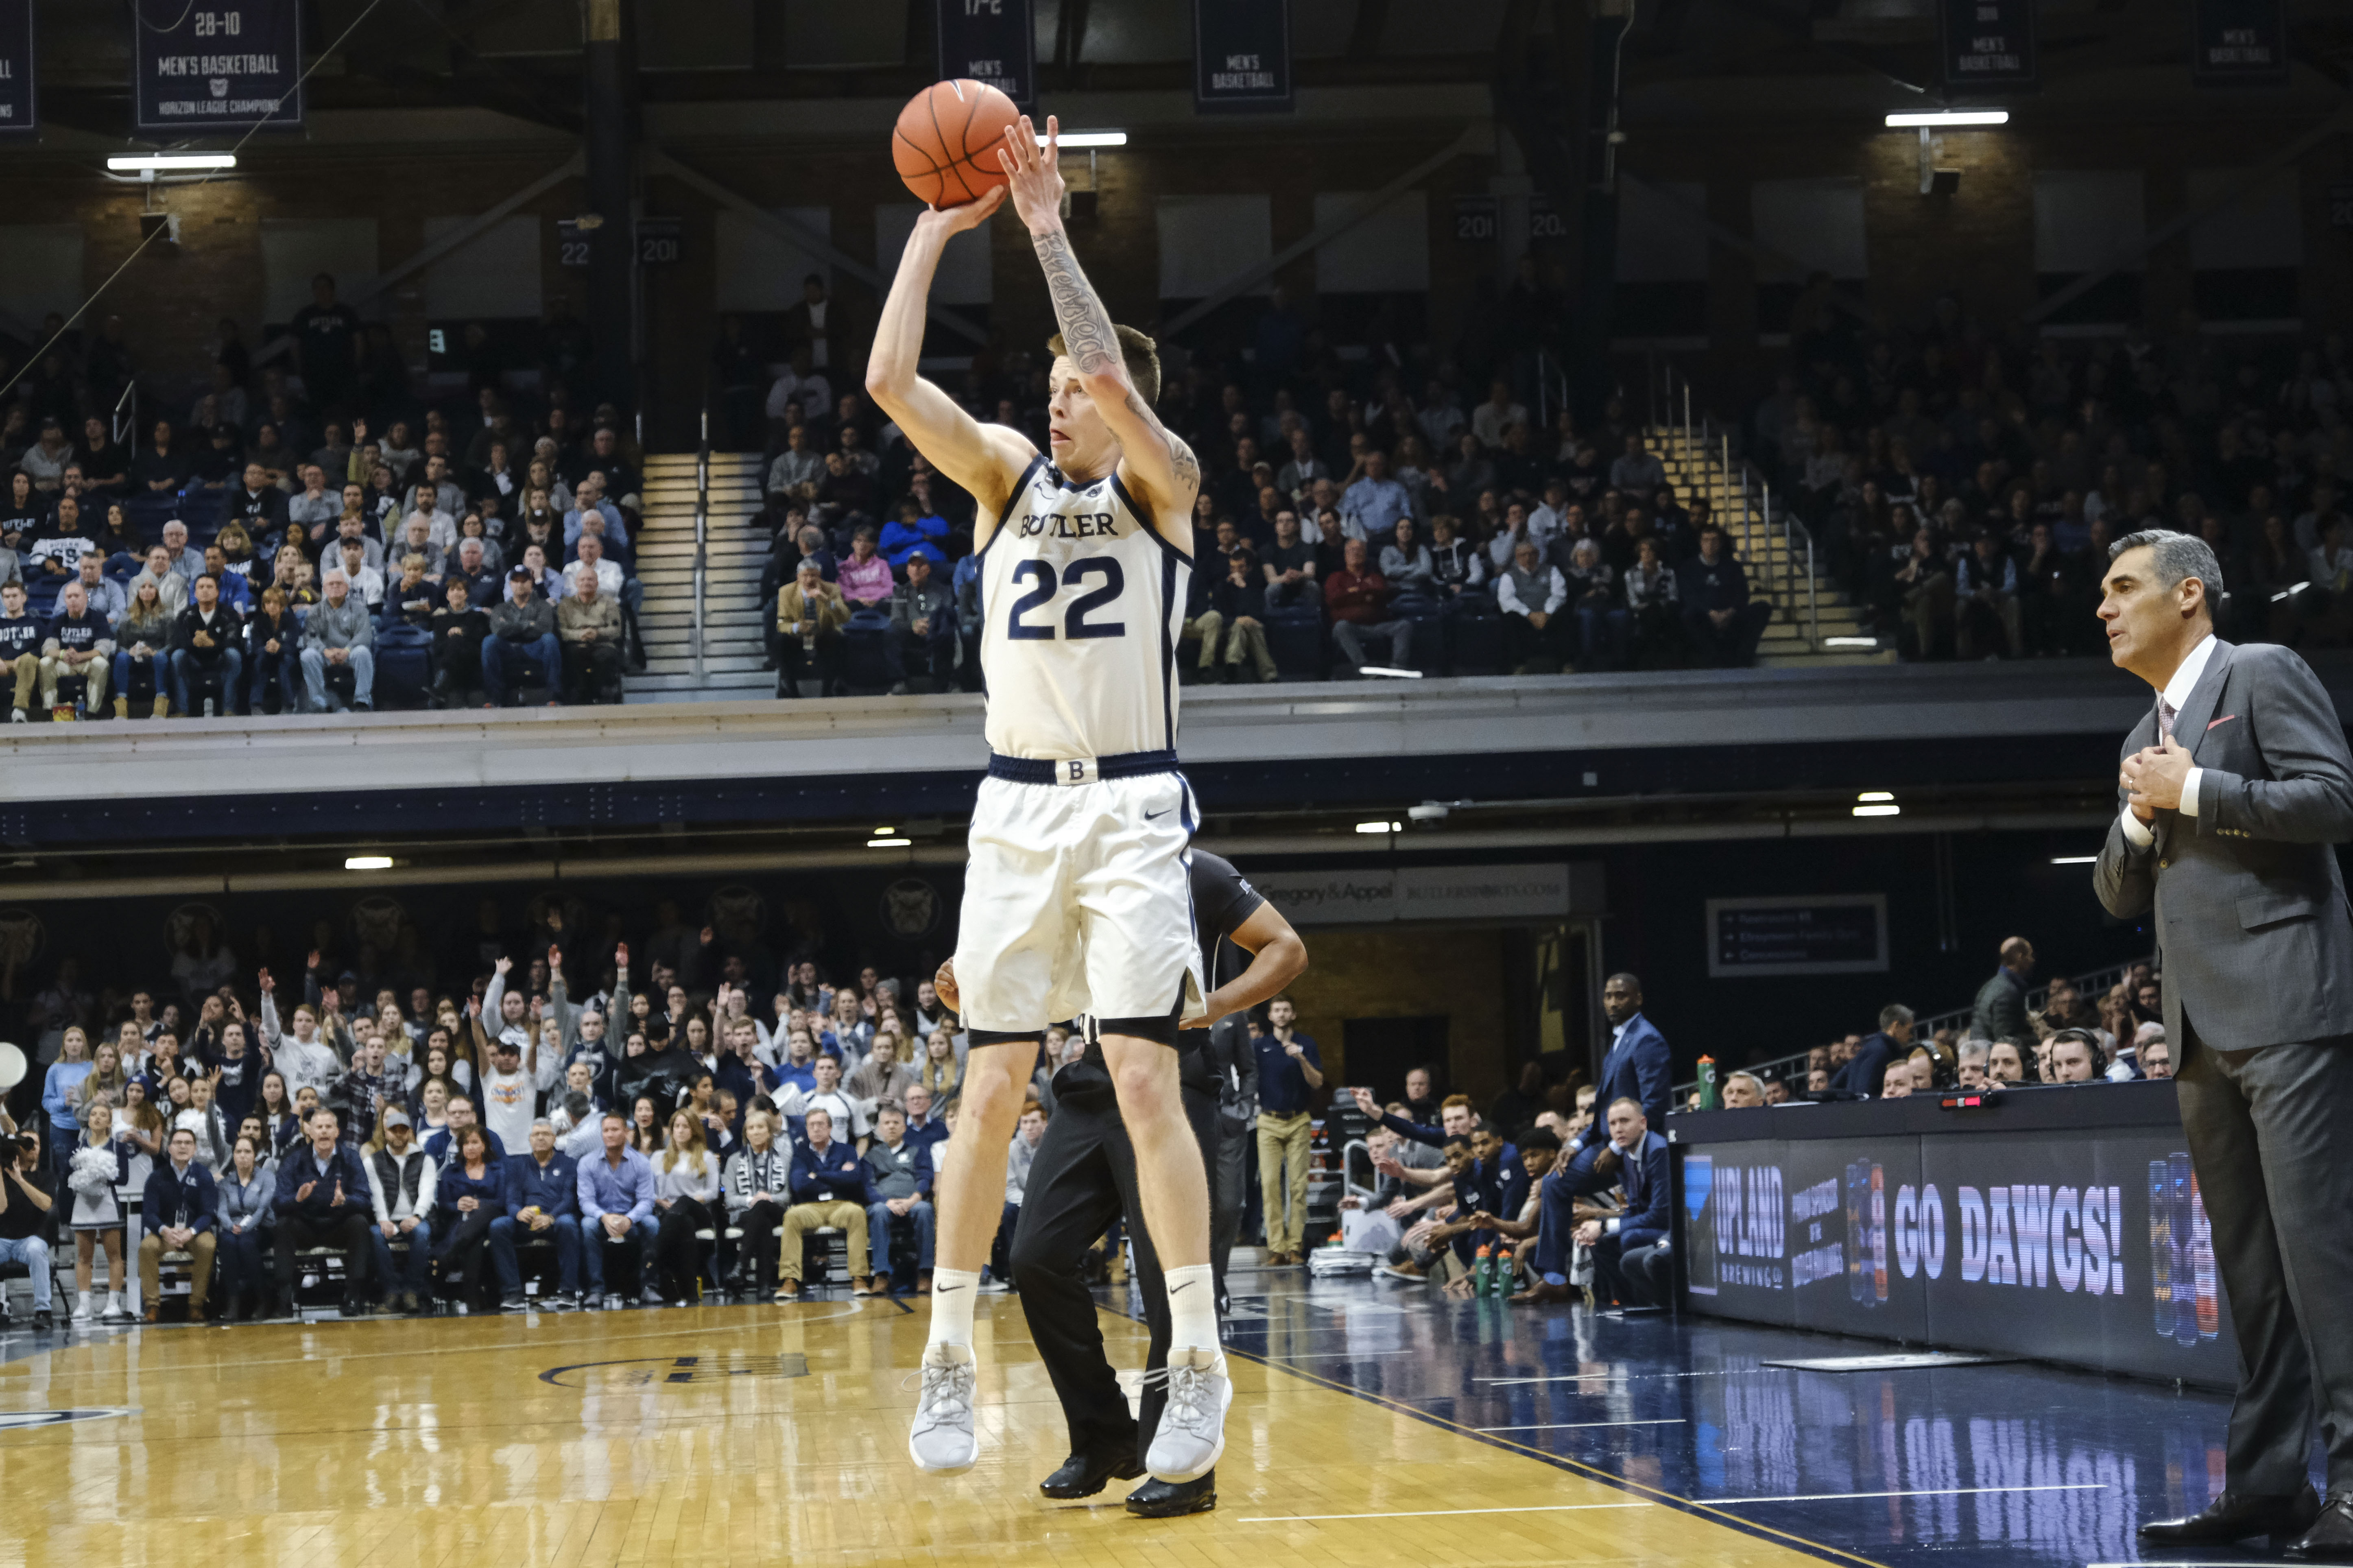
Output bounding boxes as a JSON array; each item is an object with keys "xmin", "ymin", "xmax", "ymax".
[
  {"xmin": 736, "ymin": 275, "xmax": 1782, "ymax": 695},
  {"xmin": 11, "ymin": 917, "xmax": 2127, "ymax": 1332},
  {"xmin": 0, "ymin": 893, "xmax": 1681, "ymax": 1332},
  {"xmin": 1703, "ymin": 935, "xmax": 2170, "ymax": 1109},
  {"xmin": 0, "ymin": 277, "xmax": 646, "ymax": 719},
  {"xmin": 0, "ymin": 913, "xmax": 991, "ymax": 1327},
  {"xmin": 1752, "ymin": 290, "xmax": 2353, "ymax": 660}
]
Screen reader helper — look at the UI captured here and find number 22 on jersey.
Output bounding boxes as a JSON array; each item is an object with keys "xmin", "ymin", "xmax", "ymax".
[{"xmin": 1004, "ymin": 557, "xmax": 1126, "ymax": 640}]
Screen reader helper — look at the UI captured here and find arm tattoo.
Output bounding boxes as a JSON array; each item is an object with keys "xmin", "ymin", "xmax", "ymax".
[
  {"xmin": 1037, "ymin": 227, "xmax": 1198, "ymax": 498},
  {"xmin": 1032, "ymin": 228, "xmax": 1120, "ymax": 382},
  {"xmin": 1124, "ymin": 390, "xmax": 1199, "ymax": 497}
]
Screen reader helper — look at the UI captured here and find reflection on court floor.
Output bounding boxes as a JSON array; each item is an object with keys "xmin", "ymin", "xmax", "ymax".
[{"xmin": 0, "ymin": 1273, "xmax": 2250, "ymax": 1567}]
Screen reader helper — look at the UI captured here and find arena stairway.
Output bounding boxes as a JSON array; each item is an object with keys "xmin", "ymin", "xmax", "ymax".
[
  {"xmin": 625, "ymin": 452, "xmax": 773, "ymax": 703},
  {"xmin": 1652, "ymin": 426, "xmax": 1893, "ymax": 668}
]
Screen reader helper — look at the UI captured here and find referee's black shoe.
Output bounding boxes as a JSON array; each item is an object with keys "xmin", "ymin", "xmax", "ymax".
[
  {"xmin": 1039, "ymin": 1447, "xmax": 1146, "ymax": 1499},
  {"xmin": 1125, "ymin": 1472, "xmax": 1216, "ymax": 1518}
]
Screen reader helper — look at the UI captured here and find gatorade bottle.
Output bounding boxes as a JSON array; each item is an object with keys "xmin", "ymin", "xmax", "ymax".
[
  {"xmin": 1473, "ymin": 1245, "xmax": 1493, "ymax": 1297},
  {"xmin": 1697, "ymin": 1056, "xmax": 1720, "ymax": 1110}
]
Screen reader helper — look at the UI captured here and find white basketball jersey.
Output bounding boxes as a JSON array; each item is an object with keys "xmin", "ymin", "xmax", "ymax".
[{"xmin": 980, "ymin": 457, "xmax": 1189, "ymax": 761}]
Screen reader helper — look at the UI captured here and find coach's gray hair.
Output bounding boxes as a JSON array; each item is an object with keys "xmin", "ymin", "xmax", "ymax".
[{"xmin": 2110, "ymin": 529, "xmax": 2224, "ymax": 620}]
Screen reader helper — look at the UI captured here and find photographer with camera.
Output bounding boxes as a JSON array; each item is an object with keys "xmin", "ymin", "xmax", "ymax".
[{"xmin": 0, "ymin": 1127, "xmax": 57, "ymax": 1331}]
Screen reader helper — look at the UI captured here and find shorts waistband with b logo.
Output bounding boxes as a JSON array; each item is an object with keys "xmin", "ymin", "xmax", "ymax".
[{"xmin": 988, "ymin": 749, "xmax": 1180, "ymax": 787}]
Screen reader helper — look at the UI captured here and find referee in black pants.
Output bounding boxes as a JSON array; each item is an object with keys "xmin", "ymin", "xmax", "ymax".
[{"xmin": 939, "ymin": 849, "xmax": 1305, "ymax": 1517}]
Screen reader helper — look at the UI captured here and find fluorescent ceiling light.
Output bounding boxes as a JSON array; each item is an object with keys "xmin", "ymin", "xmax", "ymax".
[
  {"xmin": 109, "ymin": 153, "xmax": 237, "ymax": 171},
  {"xmin": 1856, "ymin": 791, "xmax": 1895, "ymax": 803},
  {"xmin": 1852, "ymin": 804, "xmax": 1902, "ymax": 818},
  {"xmin": 2050, "ymin": 855, "xmax": 2098, "ymax": 865},
  {"xmin": 1885, "ymin": 111, "xmax": 2008, "ymax": 127},
  {"xmin": 344, "ymin": 855, "xmax": 394, "ymax": 871},
  {"xmin": 1052, "ymin": 130, "xmax": 1127, "ymax": 148},
  {"xmin": 1355, "ymin": 820, "xmax": 1401, "ymax": 835},
  {"xmin": 867, "ymin": 836, "xmax": 912, "ymax": 849}
]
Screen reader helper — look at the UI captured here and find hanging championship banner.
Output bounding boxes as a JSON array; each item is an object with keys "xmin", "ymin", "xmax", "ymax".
[
  {"xmin": 1936, "ymin": 0, "xmax": 2036, "ymax": 91},
  {"xmin": 0, "ymin": 0, "xmax": 33, "ymax": 136},
  {"xmin": 936, "ymin": 0, "xmax": 1034, "ymax": 110},
  {"xmin": 134, "ymin": 0, "xmax": 303, "ymax": 133},
  {"xmin": 1194, "ymin": 0, "xmax": 1292, "ymax": 114},
  {"xmin": 2189, "ymin": 0, "xmax": 2289, "ymax": 89}
]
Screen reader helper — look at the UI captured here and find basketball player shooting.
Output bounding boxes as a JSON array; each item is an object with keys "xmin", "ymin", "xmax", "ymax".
[{"xmin": 865, "ymin": 113, "xmax": 1226, "ymax": 1485}]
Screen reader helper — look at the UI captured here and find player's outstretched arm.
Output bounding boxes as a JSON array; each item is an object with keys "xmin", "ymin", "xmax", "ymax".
[
  {"xmin": 997, "ymin": 114, "xmax": 1200, "ymax": 537},
  {"xmin": 864, "ymin": 188, "xmax": 1036, "ymax": 528}
]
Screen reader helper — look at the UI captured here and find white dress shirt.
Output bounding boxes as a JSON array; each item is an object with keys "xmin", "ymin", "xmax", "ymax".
[{"xmin": 2118, "ymin": 632, "xmax": 2216, "ymax": 847}]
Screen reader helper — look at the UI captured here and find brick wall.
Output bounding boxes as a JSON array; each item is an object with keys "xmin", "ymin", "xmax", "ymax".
[
  {"xmin": 1278, "ymin": 923, "xmax": 1513, "ymax": 1105},
  {"xmin": 4, "ymin": 144, "xmax": 590, "ymax": 398}
]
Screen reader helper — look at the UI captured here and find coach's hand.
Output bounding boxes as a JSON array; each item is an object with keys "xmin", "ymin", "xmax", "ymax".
[
  {"xmin": 2122, "ymin": 738, "xmax": 2191, "ymax": 818},
  {"xmin": 932, "ymin": 959, "xmax": 959, "ymax": 1013}
]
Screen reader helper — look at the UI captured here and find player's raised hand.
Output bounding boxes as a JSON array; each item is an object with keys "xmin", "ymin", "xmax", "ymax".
[
  {"xmin": 997, "ymin": 114, "xmax": 1066, "ymax": 233},
  {"xmin": 916, "ymin": 182, "xmax": 1004, "ymax": 234}
]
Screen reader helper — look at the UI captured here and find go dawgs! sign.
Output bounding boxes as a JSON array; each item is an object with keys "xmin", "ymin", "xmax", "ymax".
[
  {"xmin": 1680, "ymin": 1122, "xmax": 2235, "ymax": 1387},
  {"xmin": 134, "ymin": 0, "xmax": 302, "ymax": 133}
]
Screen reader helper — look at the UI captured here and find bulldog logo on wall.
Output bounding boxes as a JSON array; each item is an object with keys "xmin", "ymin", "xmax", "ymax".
[
  {"xmin": 0, "ymin": 909, "xmax": 46, "ymax": 970},
  {"xmin": 349, "ymin": 896, "xmax": 410, "ymax": 953},
  {"xmin": 882, "ymin": 878, "xmax": 940, "ymax": 940}
]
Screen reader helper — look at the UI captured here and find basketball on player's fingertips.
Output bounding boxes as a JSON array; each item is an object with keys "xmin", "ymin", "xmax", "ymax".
[{"xmin": 894, "ymin": 80, "xmax": 1021, "ymax": 209}]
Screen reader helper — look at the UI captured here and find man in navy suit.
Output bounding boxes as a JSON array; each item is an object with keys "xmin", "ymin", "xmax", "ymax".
[
  {"xmin": 1834, "ymin": 1005, "xmax": 1916, "ymax": 1096},
  {"xmin": 138, "ymin": 1126, "xmax": 218, "ymax": 1322},
  {"xmin": 1574, "ymin": 973, "xmax": 1670, "ymax": 1150},
  {"xmin": 1576, "ymin": 1098, "xmax": 1672, "ymax": 1308},
  {"xmin": 271, "ymin": 1106, "xmax": 375, "ymax": 1318},
  {"xmin": 490, "ymin": 1119, "xmax": 583, "ymax": 1312}
]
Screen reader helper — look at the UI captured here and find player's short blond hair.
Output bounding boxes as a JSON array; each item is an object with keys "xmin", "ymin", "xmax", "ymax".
[{"xmin": 1046, "ymin": 325, "xmax": 1161, "ymax": 404}]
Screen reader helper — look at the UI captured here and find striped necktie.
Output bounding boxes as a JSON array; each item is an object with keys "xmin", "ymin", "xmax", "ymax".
[{"xmin": 2158, "ymin": 697, "xmax": 2177, "ymax": 745}]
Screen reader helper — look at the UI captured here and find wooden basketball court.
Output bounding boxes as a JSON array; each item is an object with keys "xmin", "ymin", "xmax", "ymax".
[{"xmin": 0, "ymin": 1293, "xmax": 1855, "ymax": 1568}]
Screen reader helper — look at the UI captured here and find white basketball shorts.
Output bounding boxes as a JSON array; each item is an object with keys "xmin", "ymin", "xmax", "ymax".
[{"xmin": 953, "ymin": 764, "xmax": 1206, "ymax": 1038}]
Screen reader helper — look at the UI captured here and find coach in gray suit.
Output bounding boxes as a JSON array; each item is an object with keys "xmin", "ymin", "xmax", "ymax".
[{"xmin": 2093, "ymin": 530, "xmax": 2353, "ymax": 1557}]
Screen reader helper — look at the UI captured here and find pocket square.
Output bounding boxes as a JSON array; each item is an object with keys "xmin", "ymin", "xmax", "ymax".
[{"xmin": 2207, "ymin": 714, "xmax": 2237, "ymax": 731}]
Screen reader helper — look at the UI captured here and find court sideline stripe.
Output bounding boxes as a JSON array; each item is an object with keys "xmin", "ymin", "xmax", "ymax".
[
  {"xmin": 1476, "ymin": 1419, "xmax": 1687, "ymax": 1431},
  {"xmin": 1243, "ymin": 1501, "xmax": 1653, "ymax": 1523},
  {"xmin": 1096, "ymin": 1298, "xmax": 1896, "ymax": 1568},
  {"xmin": 1699, "ymin": 1484, "xmax": 2106, "ymax": 1505}
]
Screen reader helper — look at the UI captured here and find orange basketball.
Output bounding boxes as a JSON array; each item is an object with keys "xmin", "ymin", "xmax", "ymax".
[{"xmin": 893, "ymin": 79, "xmax": 1021, "ymax": 209}]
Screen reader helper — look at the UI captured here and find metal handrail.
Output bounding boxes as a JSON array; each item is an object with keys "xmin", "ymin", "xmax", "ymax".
[
  {"xmin": 1671, "ymin": 952, "xmax": 2155, "ymax": 1096},
  {"xmin": 1341, "ymin": 1137, "xmax": 1378, "ymax": 1205},
  {"xmin": 112, "ymin": 379, "xmax": 137, "ymax": 446},
  {"xmin": 692, "ymin": 401, "xmax": 709, "ymax": 687}
]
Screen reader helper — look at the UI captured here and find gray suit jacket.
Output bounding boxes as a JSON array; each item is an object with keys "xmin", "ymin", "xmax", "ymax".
[{"xmin": 2094, "ymin": 639, "xmax": 2353, "ymax": 1050}]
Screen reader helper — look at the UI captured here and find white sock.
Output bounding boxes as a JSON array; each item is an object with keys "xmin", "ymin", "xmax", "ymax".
[
  {"xmin": 105, "ymin": 1291, "xmax": 122, "ymax": 1314},
  {"xmin": 77, "ymin": 1291, "xmax": 92, "ymax": 1313},
  {"xmin": 927, "ymin": 1268, "xmax": 981, "ymax": 1350},
  {"xmin": 1166, "ymin": 1264, "xmax": 1219, "ymax": 1354}
]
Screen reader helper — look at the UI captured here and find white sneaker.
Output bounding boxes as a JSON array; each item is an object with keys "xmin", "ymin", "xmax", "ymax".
[
  {"xmin": 1144, "ymin": 1346, "xmax": 1232, "ymax": 1483},
  {"xmin": 907, "ymin": 1342, "xmax": 979, "ymax": 1473},
  {"xmin": 71, "ymin": 1298, "xmax": 95, "ymax": 1324}
]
